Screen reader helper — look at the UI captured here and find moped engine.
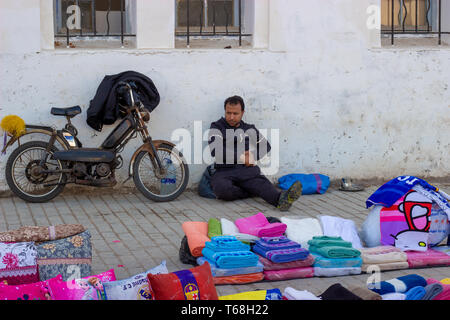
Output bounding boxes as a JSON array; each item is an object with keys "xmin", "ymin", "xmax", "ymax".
[
  {"xmin": 95, "ymin": 163, "xmax": 111, "ymax": 178},
  {"xmin": 73, "ymin": 163, "xmax": 88, "ymax": 178}
]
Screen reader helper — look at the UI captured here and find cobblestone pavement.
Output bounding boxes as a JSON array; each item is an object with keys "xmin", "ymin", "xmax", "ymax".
[{"xmin": 1, "ymin": 182, "xmax": 449, "ymax": 298}]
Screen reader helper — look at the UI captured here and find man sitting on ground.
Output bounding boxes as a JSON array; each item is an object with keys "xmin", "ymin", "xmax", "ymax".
[{"xmin": 208, "ymin": 95, "xmax": 302, "ymax": 211}]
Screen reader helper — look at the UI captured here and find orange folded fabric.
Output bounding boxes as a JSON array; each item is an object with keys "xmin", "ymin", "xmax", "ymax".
[
  {"xmin": 213, "ymin": 272, "xmax": 264, "ymax": 285},
  {"xmin": 182, "ymin": 221, "xmax": 210, "ymax": 257}
]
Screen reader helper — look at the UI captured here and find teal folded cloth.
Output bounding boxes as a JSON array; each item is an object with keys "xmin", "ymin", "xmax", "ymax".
[
  {"xmin": 202, "ymin": 247, "xmax": 259, "ymax": 268},
  {"xmin": 405, "ymin": 286, "xmax": 426, "ymax": 300},
  {"xmin": 309, "ymin": 245, "xmax": 361, "ymax": 258},
  {"xmin": 205, "ymin": 235, "xmax": 250, "ymax": 252},
  {"xmin": 312, "ymin": 253, "xmax": 363, "ymax": 268},
  {"xmin": 307, "ymin": 236, "xmax": 353, "ymax": 248}
]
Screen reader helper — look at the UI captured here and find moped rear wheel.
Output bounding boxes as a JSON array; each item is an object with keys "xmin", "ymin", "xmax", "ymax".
[
  {"xmin": 5, "ymin": 141, "xmax": 67, "ymax": 203},
  {"xmin": 133, "ymin": 143, "xmax": 189, "ymax": 202}
]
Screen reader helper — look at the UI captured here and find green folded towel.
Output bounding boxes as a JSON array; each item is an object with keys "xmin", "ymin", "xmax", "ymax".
[
  {"xmin": 309, "ymin": 245, "xmax": 361, "ymax": 259},
  {"xmin": 208, "ymin": 218, "xmax": 222, "ymax": 239},
  {"xmin": 307, "ymin": 236, "xmax": 353, "ymax": 248}
]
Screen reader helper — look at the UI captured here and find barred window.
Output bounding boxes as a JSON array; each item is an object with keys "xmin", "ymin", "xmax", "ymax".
[
  {"xmin": 53, "ymin": 0, "xmax": 136, "ymax": 49},
  {"xmin": 381, "ymin": 0, "xmax": 449, "ymax": 45},
  {"xmin": 175, "ymin": 0, "xmax": 252, "ymax": 48}
]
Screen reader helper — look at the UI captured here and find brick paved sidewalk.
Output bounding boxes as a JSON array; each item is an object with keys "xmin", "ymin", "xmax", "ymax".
[{"xmin": 0, "ymin": 182, "xmax": 449, "ymax": 298}]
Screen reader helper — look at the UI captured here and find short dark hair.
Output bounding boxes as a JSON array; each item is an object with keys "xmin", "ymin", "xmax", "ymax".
[{"xmin": 224, "ymin": 95, "xmax": 245, "ymax": 111}]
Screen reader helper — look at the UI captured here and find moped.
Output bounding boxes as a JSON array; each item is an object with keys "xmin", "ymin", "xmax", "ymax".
[{"xmin": 3, "ymin": 82, "xmax": 189, "ymax": 203}]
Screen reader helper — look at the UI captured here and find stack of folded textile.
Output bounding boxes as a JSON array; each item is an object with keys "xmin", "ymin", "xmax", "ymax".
[
  {"xmin": 235, "ymin": 212, "xmax": 287, "ymax": 238},
  {"xmin": 198, "ymin": 236, "xmax": 263, "ymax": 285},
  {"xmin": 0, "ymin": 224, "xmax": 92, "ymax": 283},
  {"xmin": 359, "ymin": 245, "xmax": 409, "ymax": 272},
  {"xmin": 405, "ymin": 248, "xmax": 450, "ymax": 268},
  {"xmin": 252, "ymin": 236, "xmax": 314, "ymax": 281},
  {"xmin": 308, "ymin": 236, "xmax": 362, "ymax": 277}
]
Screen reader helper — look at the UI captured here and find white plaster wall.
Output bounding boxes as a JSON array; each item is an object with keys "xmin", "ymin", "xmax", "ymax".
[
  {"xmin": 0, "ymin": 0, "xmax": 449, "ymax": 192},
  {"xmin": 0, "ymin": 0, "xmax": 41, "ymax": 53}
]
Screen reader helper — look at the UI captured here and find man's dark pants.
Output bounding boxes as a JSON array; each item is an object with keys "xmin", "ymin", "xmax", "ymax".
[{"xmin": 210, "ymin": 165, "xmax": 281, "ymax": 206}]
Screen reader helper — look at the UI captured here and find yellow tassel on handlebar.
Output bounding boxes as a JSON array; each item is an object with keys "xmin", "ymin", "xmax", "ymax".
[{"xmin": 1, "ymin": 115, "xmax": 26, "ymax": 137}]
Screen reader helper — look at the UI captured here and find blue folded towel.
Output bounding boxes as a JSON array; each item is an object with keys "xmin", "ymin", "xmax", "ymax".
[
  {"xmin": 202, "ymin": 247, "xmax": 259, "ymax": 268},
  {"xmin": 205, "ymin": 235, "xmax": 250, "ymax": 252},
  {"xmin": 369, "ymin": 274, "xmax": 427, "ymax": 295},
  {"xmin": 196, "ymin": 257, "xmax": 264, "ymax": 277},
  {"xmin": 405, "ymin": 286, "xmax": 427, "ymax": 300}
]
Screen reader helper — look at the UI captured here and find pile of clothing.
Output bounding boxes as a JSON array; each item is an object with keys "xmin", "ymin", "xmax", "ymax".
[
  {"xmin": 252, "ymin": 236, "xmax": 314, "ymax": 281},
  {"xmin": 308, "ymin": 236, "xmax": 363, "ymax": 277},
  {"xmin": 197, "ymin": 235, "xmax": 264, "ymax": 284}
]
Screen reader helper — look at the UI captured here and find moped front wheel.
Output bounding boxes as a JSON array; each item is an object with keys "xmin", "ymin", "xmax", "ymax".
[
  {"xmin": 133, "ymin": 143, "xmax": 189, "ymax": 202},
  {"xmin": 5, "ymin": 141, "xmax": 67, "ymax": 203}
]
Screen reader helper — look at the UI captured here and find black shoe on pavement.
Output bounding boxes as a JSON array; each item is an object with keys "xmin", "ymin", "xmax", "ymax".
[{"xmin": 277, "ymin": 181, "xmax": 302, "ymax": 211}]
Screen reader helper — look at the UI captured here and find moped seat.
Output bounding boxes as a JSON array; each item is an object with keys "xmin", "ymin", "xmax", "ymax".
[
  {"xmin": 51, "ymin": 106, "xmax": 82, "ymax": 117},
  {"xmin": 52, "ymin": 148, "xmax": 115, "ymax": 163}
]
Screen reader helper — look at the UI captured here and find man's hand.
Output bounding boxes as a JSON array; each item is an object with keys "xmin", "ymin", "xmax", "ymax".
[{"xmin": 240, "ymin": 150, "xmax": 256, "ymax": 167}]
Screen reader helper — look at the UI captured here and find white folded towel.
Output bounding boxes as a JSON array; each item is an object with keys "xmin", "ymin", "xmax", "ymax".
[
  {"xmin": 283, "ymin": 287, "xmax": 321, "ymax": 300},
  {"xmin": 280, "ymin": 216, "xmax": 323, "ymax": 249},
  {"xmin": 220, "ymin": 218, "xmax": 260, "ymax": 243},
  {"xmin": 319, "ymin": 215, "xmax": 363, "ymax": 249},
  {"xmin": 313, "ymin": 267, "xmax": 362, "ymax": 277},
  {"xmin": 381, "ymin": 292, "xmax": 406, "ymax": 300}
]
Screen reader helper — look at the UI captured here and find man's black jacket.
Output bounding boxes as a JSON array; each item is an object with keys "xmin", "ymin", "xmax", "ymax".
[
  {"xmin": 87, "ymin": 71, "xmax": 160, "ymax": 131},
  {"xmin": 208, "ymin": 117, "xmax": 271, "ymax": 169}
]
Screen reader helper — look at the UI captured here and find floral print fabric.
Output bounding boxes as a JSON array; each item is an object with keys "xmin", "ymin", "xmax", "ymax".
[
  {"xmin": 0, "ymin": 224, "xmax": 85, "ymax": 244},
  {"xmin": 0, "ymin": 242, "xmax": 39, "ymax": 285},
  {"xmin": 36, "ymin": 230, "xmax": 92, "ymax": 281}
]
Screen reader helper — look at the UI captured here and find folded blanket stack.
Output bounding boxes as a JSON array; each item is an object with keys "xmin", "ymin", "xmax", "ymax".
[
  {"xmin": 359, "ymin": 245, "xmax": 409, "ymax": 272},
  {"xmin": 253, "ymin": 236, "xmax": 309, "ymax": 263},
  {"xmin": 202, "ymin": 236, "xmax": 258, "ymax": 269},
  {"xmin": 199, "ymin": 236, "xmax": 262, "ymax": 284},
  {"xmin": 252, "ymin": 236, "xmax": 314, "ymax": 281},
  {"xmin": 406, "ymin": 248, "xmax": 450, "ymax": 268},
  {"xmin": 235, "ymin": 213, "xmax": 287, "ymax": 238},
  {"xmin": 308, "ymin": 236, "xmax": 362, "ymax": 277}
]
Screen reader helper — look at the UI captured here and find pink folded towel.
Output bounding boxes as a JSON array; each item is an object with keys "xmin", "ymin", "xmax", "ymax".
[
  {"xmin": 263, "ymin": 267, "xmax": 314, "ymax": 281},
  {"xmin": 235, "ymin": 212, "xmax": 287, "ymax": 238},
  {"xmin": 406, "ymin": 249, "xmax": 450, "ymax": 268}
]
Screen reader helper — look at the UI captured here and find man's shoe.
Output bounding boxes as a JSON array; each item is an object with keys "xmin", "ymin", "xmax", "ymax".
[{"xmin": 277, "ymin": 181, "xmax": 302, "ymax": 211}]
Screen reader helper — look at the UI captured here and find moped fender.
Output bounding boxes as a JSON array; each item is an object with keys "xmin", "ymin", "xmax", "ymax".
[
  {"xmin": 1, "ymin": 126, "xmax": 71, "ymax": 154},
  {"xmin": 128, "ymin": 140, "xmax": 176, "ymax": 177}
]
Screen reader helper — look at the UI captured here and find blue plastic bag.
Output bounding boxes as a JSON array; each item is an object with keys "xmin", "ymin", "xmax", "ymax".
[{"xmin": 278, "ymin": 173, "xmax": 330, "ymax": 195}]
